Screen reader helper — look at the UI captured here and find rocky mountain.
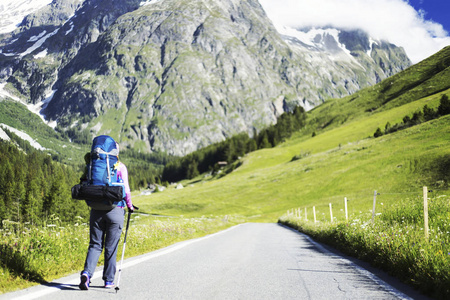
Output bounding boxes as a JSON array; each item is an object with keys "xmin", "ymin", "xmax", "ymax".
[{"xmin": 0, "ymin": 0, "xmax": 411, "ymax": 156}]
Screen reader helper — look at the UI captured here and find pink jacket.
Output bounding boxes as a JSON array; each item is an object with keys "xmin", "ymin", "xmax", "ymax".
[{"xmin": 116, "ymin": 162, "xmax": 133, "ymax": 209}]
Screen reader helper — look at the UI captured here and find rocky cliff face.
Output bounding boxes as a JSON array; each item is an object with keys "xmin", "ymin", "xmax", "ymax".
[
  {"xmin": 278, "ymin": 26, "xmax": 411, "ymax": 103},
  {"xmin": 0, "ymin": 0, "xmax": 411, "ymax": 156}
]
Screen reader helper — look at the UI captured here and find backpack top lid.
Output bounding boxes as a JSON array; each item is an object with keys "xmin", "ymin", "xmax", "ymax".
[
  {"xmin": 89, "ymin": 135, "xmax": 119, "ymax": 185},
  {"xmin": 91, "ymin": 135, "xmax": 118, "ymax": 155}
]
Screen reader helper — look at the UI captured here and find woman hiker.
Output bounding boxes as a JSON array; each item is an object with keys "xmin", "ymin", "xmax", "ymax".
[{"xmin": 79, "ymin": 141, "xmax": 134, "ymax": 290}]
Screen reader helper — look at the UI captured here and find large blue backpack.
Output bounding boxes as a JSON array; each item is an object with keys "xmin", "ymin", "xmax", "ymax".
[
  {"xmin": 89, "ymin": 135, "xmax": 120, "ymax": 185},
  {"xmin": 71, "ymin": 135, "xmax": 126, "ymax": 210}
]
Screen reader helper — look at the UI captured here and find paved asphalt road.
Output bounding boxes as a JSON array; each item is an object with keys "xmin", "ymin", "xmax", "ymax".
[{"xmin": 2, "ymin": 223, "xmax": 429, "ymax": 300}]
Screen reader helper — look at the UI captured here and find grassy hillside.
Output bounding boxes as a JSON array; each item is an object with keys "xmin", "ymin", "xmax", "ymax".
[
  {"xmin": 303, "ymin": 45, "xmax": 450, "ymax": 135},
  {"xmin": 135, "ymin": 101, "xmax": 449, "ymax": 220},
  {"xmin": 0, "ymin": 99, "xmax": 90, "ymax": 162},
  {"xmin": 134, "ymin": 47, "xmax": 450, "ymax": 221}
]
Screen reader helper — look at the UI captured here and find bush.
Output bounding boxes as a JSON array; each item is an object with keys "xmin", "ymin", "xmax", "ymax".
[
  {"xmin": 438, "ymin": 94, "xmax": 450, "ymax": 116},
  {"xmin": 375, "ymin": 95, "xmax": 450, "ymax": 138},
  {"xmin": 373, "ymin": 127, "xmax": 383, "ymax": 138}
]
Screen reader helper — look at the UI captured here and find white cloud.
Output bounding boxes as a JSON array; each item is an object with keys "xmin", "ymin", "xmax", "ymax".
[{"xmin": 259, "ymin": 0, "xmax": 450, "ymax": 63}]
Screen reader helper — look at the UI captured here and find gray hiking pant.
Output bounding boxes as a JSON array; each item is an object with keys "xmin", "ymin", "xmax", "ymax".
[{"xmin": 82, "ymin": 206, "xmax": 125, "ymax": 282}]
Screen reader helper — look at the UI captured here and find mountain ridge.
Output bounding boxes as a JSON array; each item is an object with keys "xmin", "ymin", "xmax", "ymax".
[{"xmin": 0, "ymin": 0, "xmax": 411, "ymax": 156}]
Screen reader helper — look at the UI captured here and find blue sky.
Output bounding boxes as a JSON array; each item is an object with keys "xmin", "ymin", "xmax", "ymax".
[
  {"xmin": 260, "ymin": 0, "xmax": 450, "ymax": 63},
  {"xmin": 408, "ymin": 0, "xmax": 450, "ymax": 35}
]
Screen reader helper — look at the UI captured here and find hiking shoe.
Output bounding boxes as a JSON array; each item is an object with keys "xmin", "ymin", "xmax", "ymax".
[
  {"xmin": 79, "ymin": 272, "xmax": 90, "ymax": 290},
  {"xmin": 104, "ymin": 281, "xmax": 115, "ymax": 289}
]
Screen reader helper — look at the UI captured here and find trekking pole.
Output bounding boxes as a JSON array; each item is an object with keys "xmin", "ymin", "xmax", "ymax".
[{"xmin": 115, "ymin": 205, "xmax": 139, "ymax": 293}]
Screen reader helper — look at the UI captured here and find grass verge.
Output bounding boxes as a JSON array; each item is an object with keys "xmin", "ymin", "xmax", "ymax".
[
  {"xmin": 0, "ymin": 212, "xmax": 241, "ymax": 294},
  {"xmin": 279, "ymin": 193, "xmax": 450, "ymax": 300}
]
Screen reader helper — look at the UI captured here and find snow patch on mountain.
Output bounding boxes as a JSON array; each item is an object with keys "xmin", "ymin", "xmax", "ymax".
[
  {"xmin": 0, "ymin": 83, "xmax": 57, "ymax": 128},
  {"xmin": 0, "ymin": 123, "xmax": 47, "ymax": 150},
  {"xmin": 39, "ymin": 90, "xmax": 58, "ymax": 129},
  {"xmin": 140, "ymin": 0, "xmax": 163, "ymax": 7},
  {"xmin": 28, "ymin": 31, "xmax": 48, "ymax": 42},
  {"xmin": 368, "ymin": 37, "xmax": 378, "ymax": 56},
  {"xmin": 0, "ymin": 82, "xmax": 21, "ymax": 102},
  {"xmin": 65, "ymin": 23, "xmax": 74, "ymax": 35},
  {"xmin": 34, "ymin": 49, "xmax": 48, "ymax": 59},
  {"xmin": 277, "ymin": 25, "xmax": 352, "ymax": 57},
  {"xmin": 0, "ymin": 127, "xmax": 11, "ymax": 141},
  {"xmin": 0, "ymin": 51, "xmax": 16, "ymax": 57},
  {"xmin": 3, "ymin": 28, "xmax": 60, "ymax": 58},
  {"xmin": 0, "ymin": 0, "xmax": 53, "ymax": 34},
  {"xmin": 275, "ymin": 24, "xmax": 373, "ymax": 71},
  {"xmin": 21, "ymin": 29, "xmax": 59, "ymax": 58}
]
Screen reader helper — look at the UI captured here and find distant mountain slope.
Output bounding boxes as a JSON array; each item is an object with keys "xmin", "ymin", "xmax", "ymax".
[
  {"xmin": 0, "ymin": 0, "xmax": 411, "ymax": 156},
  {"xmin": 157, "ymin": 45, "xmax": 450, "ymax": 184},
  {"xmin": 306, "ymin": 45, "xmax": 450, "ymax": 134},
  {"xmin": 276, "ymin": 26, "xmax": 410, "ymax": 91}
]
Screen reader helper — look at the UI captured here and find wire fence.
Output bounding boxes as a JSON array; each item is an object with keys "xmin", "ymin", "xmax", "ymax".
[{"xmin": 285, "ymin": 186, "xmax": 446, "ymax": 240}]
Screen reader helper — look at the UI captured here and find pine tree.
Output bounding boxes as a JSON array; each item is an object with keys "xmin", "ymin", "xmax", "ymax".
[
  {"xmin": 402, "ymin": 115, "xmax": 412, "ymax": 125},
  {"xmin": 293, "ymin": 106, "xmax": 306, "ymax": 129},
  {"xmin": 411, "ymin": 110, "xmax": 424, "ymax": 125},
  {"xmin": 24, "ymin": 169, "xmax": 42, "ymax": 225},
  {"xmin": 2, "ymin": 162, "xmax": 15, "ymax": 220},
  {"xmin": 423, "ymin": 105, "xmax": 435, "ymax": 121},
  {"xmin": 246, "ymin": 139, "xmax": 257, "ymax": 153},
  {"xmin": 14, "ymin": 169, "xmax": 26, "ymax": 223},
  {"xmin": 258, "ymin": 131, "xmax": 271, "ymax": 149},
  {"xmin": 374, "ymin": 127, "xmax": 383, "ymax": 138},
  {"xmin": 384, "ymin": 122, "xmax": 392, "ymax": 133},
  {"xmin": 186, "ymin": 161, "xmax": 200, "ymax": 179},
  {"xmin": 221, "ymin": 142, "xmax": 235, "ymax": 163},
  {"xmin": 43, "ymin": 168, "xmax": 65, "ymax": 220},
  {"xmin": 438, "ymin": 94, "xmax": 450, "ymax": 116}
]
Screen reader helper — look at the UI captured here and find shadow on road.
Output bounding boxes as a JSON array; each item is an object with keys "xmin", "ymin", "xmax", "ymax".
[
  {"xmin": 42, "ymin": 282, "xmax": 116, "ymax": 292},
  {"xmin": 278, "ymin": 223, "xmax": 432, "ymax": 300},
  {"xmin": 42, "ymin": 282, "xmax": 78, "ymax": 291}
]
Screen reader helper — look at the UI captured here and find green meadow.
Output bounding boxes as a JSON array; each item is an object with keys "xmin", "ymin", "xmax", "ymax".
[{"xmin": 139, "ymin": 93, "xmax": 449, "ymax": 221}]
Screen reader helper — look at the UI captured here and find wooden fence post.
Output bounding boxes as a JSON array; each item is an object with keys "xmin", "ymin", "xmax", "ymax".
[
  {"xmin": 423, "ymin": 186, "xmax": 429, "ymax": 240},
  {"xmin": 372, "ymin": 190, "xmax": 377, "ymax": 223},
  {"xmin": 329, "ymin": 203, "xmax": 333, "ymax": 222},
  {"xmin": 313, "ymin": 206, "xmax": 316, "ymax": 224},
  {"xmin": 344, "ymin": 197, "xmax": 348, "ymax": 222}
]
